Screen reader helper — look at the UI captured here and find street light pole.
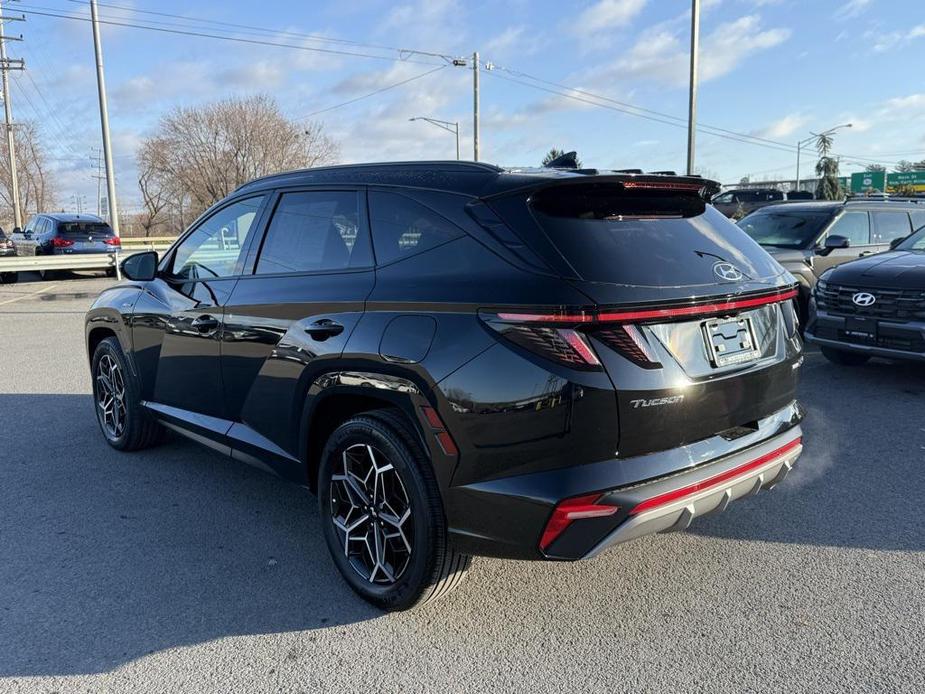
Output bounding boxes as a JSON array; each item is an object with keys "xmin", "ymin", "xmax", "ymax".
[
  {"xmin": 686, "ymin": 0, "xmax": 700, "ymax": 175},
  {"xmin": 409, "ymin": 117, "xmax": 460, "ymax": 160}
]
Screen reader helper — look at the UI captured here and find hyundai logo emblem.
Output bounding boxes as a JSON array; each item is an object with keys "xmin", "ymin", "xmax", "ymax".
[
  {"xmin": 713, "ymin": 262, "xmax": 744, "ymax": 282},
  {"xmin": 852, "ymin": 292, "xmax": 876, "ymax": 307}
]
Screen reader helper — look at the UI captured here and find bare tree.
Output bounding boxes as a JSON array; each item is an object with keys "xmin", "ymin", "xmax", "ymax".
[
  {"xmin": 137, "ymin": 95, "xmax": 339, "ymax": 225},
  {"xmin": 0, "ymin": 121, "xmax": 57, "ymax": 227}
]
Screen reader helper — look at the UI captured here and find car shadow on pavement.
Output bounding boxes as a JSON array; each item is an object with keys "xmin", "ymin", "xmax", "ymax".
[
  {"xmin": 690, "ymin": 356, "xmax": 925, "ymax": 553},
  {"xmin": 0, "ymin": 393, "xmax": 379, "ymax": 678}
]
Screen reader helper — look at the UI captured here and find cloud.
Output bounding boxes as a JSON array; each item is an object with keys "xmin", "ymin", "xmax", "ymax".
[
  {"xmin": 381, "ymin": 0, "xmax": 467, "ymax": 52},
  {"xmin": 868, "ymin": 24, "xmax": 925, "ymax": 52},
  {"xmin": 753, "ymin": 113, "xmax": 810, "ymax": 139},
  {"xmin": 483, "ymin": 26, "xmax": 543, "ymax": 57},
  {"xmin": 570, "ymin": 0, "xmax": 647, "ymax": 35},
  {"xmin": 610, "ymin": 14, "xmax": 790, "ymax": 87},
  {"xmin": 834, "ymin": 0, "xmax": 872, "ymax": 20}
]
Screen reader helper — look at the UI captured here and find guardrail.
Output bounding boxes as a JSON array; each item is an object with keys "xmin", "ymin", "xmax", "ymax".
[{"xmin": 0, "ymin": 242, "xmax": 175, "ymax": 280}]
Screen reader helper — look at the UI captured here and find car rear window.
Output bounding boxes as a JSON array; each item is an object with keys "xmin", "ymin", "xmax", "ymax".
[
  {"xmin": 737, "ymin": 209, "xmax": 832, "ymax": 249},
  {"xmin": 58, "ymin": 222, "xmax": 114, "ymax": 236},
  {"xmin": 524, "ymin": 182, "xmax": 784, "ymax": 287}
]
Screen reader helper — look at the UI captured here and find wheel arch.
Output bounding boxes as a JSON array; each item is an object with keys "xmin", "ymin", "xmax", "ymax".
[{"xmin": 299, "ymin": 372, "xmax": 438, "ymax": 493}]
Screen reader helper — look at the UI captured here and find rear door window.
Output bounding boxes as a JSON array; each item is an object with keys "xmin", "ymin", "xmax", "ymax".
[
  {"xmin": 827, "ymin": 211, "xmax": 870, "ymax": 246},
  {"xmin": 255, "ymin": 191, "xmax": 370, "ymax": 274},
  {"xmin": 871, "ymin": 211, "xmax": 912, "ymax": 244},
  {"xmin": 368, "ymin": 191, "xmax": 464, "ymax": 266}
]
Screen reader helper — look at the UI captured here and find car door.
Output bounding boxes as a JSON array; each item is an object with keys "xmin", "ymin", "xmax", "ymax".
[
  {"xmin": 15, "ymin": 216, "xmax": 39, "ymax": 256},
  {"xmin": 870, "ymin": 210, "xmax": 913, "ymax": 254},
  {"xmin": 220, "ymin": 188, "xmax": 375, "ymax": 470},
  {"xmin": 815, "ymin": 209, "xmax": 873, "ymax": 274},
  {"xmin": 131, "ymin": 194, "xmax": 269, "ymax": 432}
]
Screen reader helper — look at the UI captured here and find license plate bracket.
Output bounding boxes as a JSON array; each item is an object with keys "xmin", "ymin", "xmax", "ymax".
[
  {"xmin": 844, "ymin": 316, "xmax": 877, "ymax": 341},
  {"xmin": 703, "ymin": 316, "xmax": 761, "ymax": 367}
]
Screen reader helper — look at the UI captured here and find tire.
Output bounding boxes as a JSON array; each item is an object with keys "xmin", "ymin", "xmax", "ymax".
[
  {"xmin": 820, "ymin": 346, "xmax": 870, "ymax": 366},
  {"xmin": 0, "ymin": 272, "xmax": 16, "ymax": 284},
  {"xmin": 91, "ymin": 336, "xmax": 164, "ymax": 451},
  {"xmin": 318, "ymin": 409, "xmax": 470, "ymax": 611}
]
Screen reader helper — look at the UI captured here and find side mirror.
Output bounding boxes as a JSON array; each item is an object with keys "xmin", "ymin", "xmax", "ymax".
[
  {"xmin": 824, "ymin": 235, "xmax": 850, "ymax": 250},
  {"xmin": 889, "ymin": 236, "xmax": 908, "ymax": 250},
  {"xmin": 121, "ymin": 250, "xmax": 158, "ymax": 282}
]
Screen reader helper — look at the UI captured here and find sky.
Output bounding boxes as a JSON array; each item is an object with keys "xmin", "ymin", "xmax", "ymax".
[{"xmin": 9, "ymin": 0, "xmax": 925, "ymax": 213}]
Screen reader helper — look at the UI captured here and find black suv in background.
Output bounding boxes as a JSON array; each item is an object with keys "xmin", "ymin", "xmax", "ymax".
[
  {"xmin": 807, "ymin": 224, "xmax": 925, "ymax": 364},
  {"xmin": 738, "ymin": 199, "xmax": 925, "ymax": 321},
  {"xmin": 711, "ymin": 188, "xmax": 812, "ymax": 218},
  {"xmin": 86, "ymin": 162, "xmax": 804, "ymax": 610}
]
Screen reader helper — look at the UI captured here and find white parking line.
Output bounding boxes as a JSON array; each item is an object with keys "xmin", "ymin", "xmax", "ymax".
[{"xmin": 0, "ymin": 283, "xmax": 57, "ymax": 306}]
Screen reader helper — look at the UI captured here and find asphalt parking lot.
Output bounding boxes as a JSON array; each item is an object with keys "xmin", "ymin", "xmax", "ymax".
[{"xmin": 1, "ymin": 274, "xmax": 923, "ymax": 694}]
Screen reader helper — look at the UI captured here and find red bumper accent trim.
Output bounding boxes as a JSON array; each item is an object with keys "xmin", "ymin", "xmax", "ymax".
[{"xmin": 628, "ymin": 436, "xmax": 803, "ymax": 516}]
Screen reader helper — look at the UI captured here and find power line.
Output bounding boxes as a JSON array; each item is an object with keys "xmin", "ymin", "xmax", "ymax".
[
  {"xmin": 61, "ymin": 0, "xmax": 450, "ymax": 59},
  {"xmin": 483, "ymin": 70, "xmax": 799, "ymax": 155},
  {"xmin": 302, "ymin": 65, "xmax": 448, "ymax": 118},
  {"xmin": 18, "ymin": 5, "xmax": 453, "ymax": 66}
]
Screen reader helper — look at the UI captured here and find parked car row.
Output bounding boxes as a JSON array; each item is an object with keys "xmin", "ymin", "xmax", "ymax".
[{"xmin": 711, "ymin": 187, "xmax": 814, "ymax": 218}]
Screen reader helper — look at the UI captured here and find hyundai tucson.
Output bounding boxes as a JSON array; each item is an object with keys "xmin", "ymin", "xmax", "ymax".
[{"xmin": 85, "ymin": 162, "xmax": 805, "ymax": 610}]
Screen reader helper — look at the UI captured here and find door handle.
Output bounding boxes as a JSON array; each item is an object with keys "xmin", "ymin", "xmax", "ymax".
[
  {"xmin": 859, "ymin": 251, "xmax": 874, "ymax": 257},
  {"xmin": 304, "ymin": 319, "xmax": 344, "ymax": 341},
  {"xmin": 191, "ymin": 315, "xmax": 219, "ymax": 333}
]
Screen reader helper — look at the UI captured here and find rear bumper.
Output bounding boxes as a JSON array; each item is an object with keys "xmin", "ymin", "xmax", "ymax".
[
  {"xmin": 446, "ymin": 401, "xmax": 804, "ymax": 560},
  {"xmin": 584, "ymin": 434, "xmax": 802, "ymax": 557}
]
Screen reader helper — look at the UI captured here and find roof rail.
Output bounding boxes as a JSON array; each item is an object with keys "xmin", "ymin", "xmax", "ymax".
[{"xmin": 845, "ymin": 195, "xmax": 923, "ymax": 204}]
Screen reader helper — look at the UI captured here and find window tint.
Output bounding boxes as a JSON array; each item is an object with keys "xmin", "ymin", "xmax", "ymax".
[
  {"xmin": 712, "ymin": 193, "xmax": 733, "ymax": 204},
  {"xmin": 827, "ymin": 211, "xmax": 870, "ymax": 246},
  {"xmin": 368, "ymin": 191, "xmax": 464, "ymax": 265},
  {"xmin": 871, "ymin": 211, "xmax": 912, "ymax": 244},
  {"xmin": 911, "ymin": 210, "xmax": 925, "ymax": 232},
  {"xmin": 255, "ymin": 191, "xmax": 369, "ymax": 274},
  {"xmin": 172, "ymin": 196, "xmax": 265, "ymax": 279}
]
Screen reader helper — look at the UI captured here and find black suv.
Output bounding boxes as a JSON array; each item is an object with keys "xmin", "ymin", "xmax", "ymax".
[
  {"xmin": 711, "ymin": 188, "xmax": 811, "ymax": 218},
  {"xmin": 738, "ymin": 199, "xmax": 925, "ymax": 321},
  {"xmin": 85, "ymin": 162, "xmax": 805, "ymax": 610},
  {"xmin": 806, "ymin": 223, "xmax": 925, "ymax": 364}
]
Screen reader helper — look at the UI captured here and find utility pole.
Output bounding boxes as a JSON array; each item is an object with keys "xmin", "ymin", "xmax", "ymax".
[
  {"xmin": 472, "ymin": 51, "xmax": 479, "ymax": 162},
  {"xmin": 90, "ymin": 0, "xmax": 119, "ymax": 235},
  {"xmin": 686, "ymin": 0, "xmax": 700, "ymax": 175},
  {"xmin": 0, "ymin": 0, "xmax": 24, "ymax": 230}
]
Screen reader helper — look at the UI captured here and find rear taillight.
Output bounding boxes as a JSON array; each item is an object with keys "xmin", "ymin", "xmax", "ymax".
[
  {"xmin": 52, "ymin": 237, "xmax": 74, "ymax": 248},
  {"xmin": 103, "ymin": 237, "xmax": 121, "ymax": 246},
  {"xmin": 594, "ymin": 325, "xmax": 661, "ymax": 369},
  {"xmin": 480, "ymin": 314, "xmax": 602, "ymax": 369},
  {"xmin": 540, "ymin": 493, "xmax": 619, "ymax": 552}
]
